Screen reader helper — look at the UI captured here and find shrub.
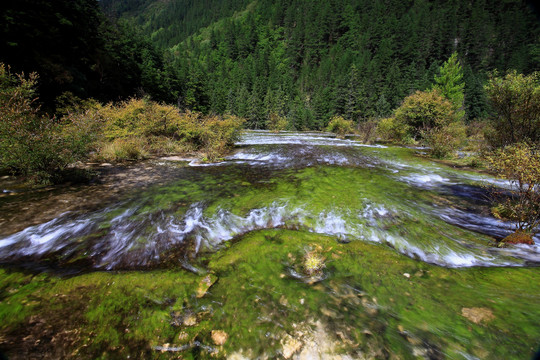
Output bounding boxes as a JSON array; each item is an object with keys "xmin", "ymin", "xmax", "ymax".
[
  {"xmin": 0, "ymin": 64, "xmax": 94, "ymax": 184},
  {"xmin": 485, "ymin": 143, "xmax": 540, "ymax": 235},
  {"xmin": 267, "ymin": 112, "xmax": 288, "ymax": 133},
  {"xmin": 326, "ymin": 116, "xmax": 354, "ymax": 138},
  {"xmin": 422, "ymin": 122, "xmax": 467, "ymax": 158},
  {"xmin": 394, "ymin": 89, "xmax": 456, "ymax": 141},
  {"xmin": 100, "ymin": 98, "xmax": 182, "ymax": 139},
  {"xmin": 96, "ymin": 138, "xmax": 149, "ymax": 162},
  {"xmin": 376, "ymin": 117, "xmax": 409, "ymax": 142},
  {"xmin": 484, "ymin": 71, "xmax": 540, "ymax": 147},
  {"xmin": 197, "ymin": 114, "xmax": 246, "ymax": 161},
  {"xmin": 356, "ymin": 120, "xmax": 378, "ymax": 144}
]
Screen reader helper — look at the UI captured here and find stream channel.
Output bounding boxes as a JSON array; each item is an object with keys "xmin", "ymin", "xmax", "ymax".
[{"xmin": 0, "ymin": 131, "xmax": 539, "ymax": 359}]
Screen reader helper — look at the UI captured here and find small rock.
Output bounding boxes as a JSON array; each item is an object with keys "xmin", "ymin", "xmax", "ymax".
[
  {"xmin": 196, "ymin": 274, "xmax": 218, "ymax": 298},
  {"xmin": 211, "ymin": 330, "xmax": 228, "ymax": 346},
  {"xmin": 281, "ymin": 335, "xmax": 303, "ymax": 359},
  {"xmin": 461, "ymin": 307, "xmax": 495, "ymax": 324},
  {"xmin": 299, "ymin": 298, "xmax": 305, "ymax": 305},
  {"xmin": 183, "ymin": 314, "xmax": 198, "ymax": 326},
  {"xmin": 279, "ymin": 295, "xmax": 289, "ymax": 307},
  {"xmin": 321, "ymin": 307, "xmax": 338, "ymax": 318},
  {"xmin": 403, "ymin": 273, "xmax": 411, "ymax": 278}
]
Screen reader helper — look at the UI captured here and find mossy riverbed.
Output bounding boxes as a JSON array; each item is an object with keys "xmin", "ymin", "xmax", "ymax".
[
  {"xmin": 1, "ymin": 230, "xmax": 539, "ymax": 359},
  {"xmin": 0, "ymin": 131, "xmax": 539, "ymax": 359}
]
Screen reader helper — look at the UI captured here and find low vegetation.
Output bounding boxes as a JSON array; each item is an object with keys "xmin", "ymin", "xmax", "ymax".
[
  {"xmin": 0, "ymin": 64, "xmax": 245, "ymax": 184},
  {"xmin": 486, "ymin": 143, "xmax": 540, "ymax": 243},
  {"xmin": 326, "ymin": 115, "xmax": 355, "ymax": 138},
  {"xmin": 267, "ymin": 112, "xmax": 288, "ymax": 133}
]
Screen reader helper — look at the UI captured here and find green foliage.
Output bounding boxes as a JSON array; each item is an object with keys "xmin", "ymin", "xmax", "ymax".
[
  {"xmin": 326, "ymin": 116, "xmax": 354, "ymax": 139},
  {"xmin": 108, "ymin": 0, "xmax": 540, "ymax": 128},
  {"xmin": 375, "ymin": 117, "xmax": 409, "ymax": 142},
  {"xmin": 267, "ymin": 112, "xmax": 288, "ymax": 133},
  {"xmin": 97, "ymin": 99, "xmax": 245, "ymax": 162},
  {"xmin": 422, "ymin": 122, "xmax": 467, "ymax": 159},
  {"xmin": 485, "ymin": 143, "xmax": 540, "ymax": 233},
  {"xmin": 0, "ymin": 64, "xmax": 96, "ymax": 184},
  {"xmin": 484, "ymin": 71, "xmax": 540, "ymax": 147},
  {"xmin": 394, "ymin": 90, "xmax": 456, "ymax": 140},
  {"xmin": 433, "ymin": 52, "xmax": 465, "ymax": 119},
  {"xmin": 0, "ymin": 0, "xmax": 180, "ymax": 111}
]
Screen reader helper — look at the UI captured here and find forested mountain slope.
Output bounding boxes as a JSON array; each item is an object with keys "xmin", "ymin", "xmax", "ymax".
[
  {"xmin": 0, "ymin": 0, "xmax": 179, "ymax": 110},
  {"xmin": 107, "ymin": 0, "xmax": 539, "ymax": 129}
]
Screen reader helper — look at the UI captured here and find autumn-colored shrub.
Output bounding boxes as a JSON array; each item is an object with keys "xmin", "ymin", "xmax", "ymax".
[
  {"xmin": 326, "ymin": 116, "xmax": 354, "ymax": 138},
  {"xmin": 96, "ymin": 101, "xmax": 245, "ymax": 161},
  {"xmin": 485, "ymin": 143, "xmax": 540, "ymax": 235},
  {"xmin": 356, "ymin": 120, "xmax": 378, "ymax": 144},
  {"xmin": 197, "ymin": 114, "xmax": 246, "ymax": 161},
  {"xmin": 95, "ymin": 138, "xmax": 149, "ymax": 162},
  {"xmin": 422, "ymin": 122, "xmax": 467, "ymax": 158},
  {"xmin": 100, "ymin": 98, "xmax": 182, "ymax": 139},
  {"xmin": 267, "ymin": 112, "xmax": 288, "ymax": 133}
]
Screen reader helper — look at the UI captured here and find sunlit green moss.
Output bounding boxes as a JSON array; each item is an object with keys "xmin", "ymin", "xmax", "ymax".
[{"xmin": 3, "ymin": 228, "xmax": 538, "ymax": 359}]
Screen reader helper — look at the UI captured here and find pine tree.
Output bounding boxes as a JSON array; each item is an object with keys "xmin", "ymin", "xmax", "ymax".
[{"xmin": 433, "ymin": 52, "xmax": 465, "ymax": 119}]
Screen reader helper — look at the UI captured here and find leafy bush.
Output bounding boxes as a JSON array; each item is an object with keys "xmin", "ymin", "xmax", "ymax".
[
  {"xmin": 267, "ymin": 112, "xmax": 288, "ymax": 132},
  {"xmin": 96, "ymin": 100, "xmax": 245, "ymax": 161},
  {"xmin": 376, "ymin": 117, "xmax": 409, "ymax": 142},
  {"xmin": 196, "ymin": 114, "xmax": 246, "ymax": 161},
  {"xmin": 484, "ymin": 71, "xmax": 540, "ymax": 147},
  {"xmin": 485, "ymin": 143, "xmax": 540, "ymax": 234},
  {"xmin": 394, "ymin": 89, "xmax": 456, "ymax": 141},
  {"xmin": 422, "ymin": 122, "xmax": 467, "ymax": 158},
  {"xmin": 0, "ymin": 64, "xmax": 94, "ymax": 184},
  {"xmin": 356, "ymin": 120, "xmax": 378, "ymax": 144},
  {"xmin": 100, "ymin": 98, "xmax": 182, "ymax": 139},
  {"xmin": 326, "ymin": 116, "xmax": 354, "ymax": 138}
]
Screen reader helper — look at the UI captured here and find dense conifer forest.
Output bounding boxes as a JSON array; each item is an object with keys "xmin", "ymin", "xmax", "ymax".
[{"xmin": 100, "ymin": 0, "xmax": 540, "ymax": 129}]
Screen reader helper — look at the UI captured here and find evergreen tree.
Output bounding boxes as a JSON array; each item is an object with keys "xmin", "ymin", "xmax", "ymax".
[{"xmin": 433, "ymin": 52, "xmax": 465, "ymax": 119}]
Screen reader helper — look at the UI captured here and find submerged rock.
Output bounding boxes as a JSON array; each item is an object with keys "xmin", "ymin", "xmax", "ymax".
[
  {"xmin": 196, "ymin": 274, "xmax": 218, "ymax": 298},
  {"xmin": 461, "ymin": 307, "xmax": 495, "ymax": 324},
  {"xmin": 211, "ymin": 330, "xmax": 228, "ymax": 346}
]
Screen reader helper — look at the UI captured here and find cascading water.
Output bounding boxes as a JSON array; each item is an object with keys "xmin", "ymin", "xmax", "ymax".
[{"xmin": 0, "ymin": 130, "xmax": 538, "ymax": 271}]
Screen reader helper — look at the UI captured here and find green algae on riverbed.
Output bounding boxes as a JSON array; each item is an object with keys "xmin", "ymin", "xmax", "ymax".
[{"xmin": 1, "ymin": 229, "xmax": 539, "ymax": 359}]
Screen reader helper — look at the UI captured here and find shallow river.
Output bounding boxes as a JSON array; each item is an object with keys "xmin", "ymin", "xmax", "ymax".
[
  {"xmin": 0, "ymin": 131, "xmax": 539, "ymax": 359},
  {"xmin": 0, "ymin": 131, "xmax": 538, "ymax": 270}
]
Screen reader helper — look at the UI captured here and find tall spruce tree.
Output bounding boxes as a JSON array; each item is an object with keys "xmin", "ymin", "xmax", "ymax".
[{"xmin": 433, "ymin": 52, "xmax": 465, "ymax": 119}]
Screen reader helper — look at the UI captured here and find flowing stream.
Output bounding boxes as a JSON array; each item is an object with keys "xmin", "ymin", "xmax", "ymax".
[
  {"xmin": 2, "ymin": 131, "xmax": 540, "ymax": 359},
  {"xmin": 0, "ymin": 131, "xmax": 539, "ymax": 271}
]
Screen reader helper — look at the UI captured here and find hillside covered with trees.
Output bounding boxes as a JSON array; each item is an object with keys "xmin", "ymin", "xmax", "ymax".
[{"xmin": 103, "ymin": 0, "xmax": 540, "ymax": 129}]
